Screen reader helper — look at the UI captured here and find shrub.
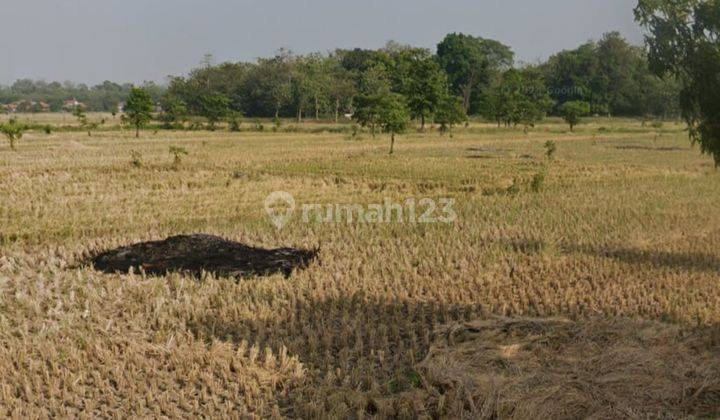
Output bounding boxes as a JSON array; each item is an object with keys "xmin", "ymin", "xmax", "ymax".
[
  {"xmin": 130, "ymin": 150, "xmax": 142, "ymax": 168},
  {"xmin": 531, "ymin": 171, "xmax": 546, "ymax": 193},
  {"xmin": 169, "ymin": 146, "xmax": 189, "ymax": 168},
  {"xmin": 228, "ymin": 113, "xmax": 242, "ymax": 132},
  {"xmin": 544, "ymin": 140, "xmax": 557, "ymax": 160},
  {"xmin": 0, "ymin": 119, "xmax": 25, "ymax": 150}
]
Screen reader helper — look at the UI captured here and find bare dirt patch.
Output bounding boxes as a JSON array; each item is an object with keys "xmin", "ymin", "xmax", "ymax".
[{"xmin": 88, "ymin": 234, "xmax": 318, "ymax": 279}]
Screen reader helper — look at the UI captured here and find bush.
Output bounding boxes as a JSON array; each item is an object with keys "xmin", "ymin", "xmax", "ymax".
[
  {"xmin": 130, "ymin": 150, "xmax": 142, "ymax": 168},
  {"xmin": 228, "ymin": 113, "xmax": 242, "ymax": 132},
  {"xmin": 544, "ymin": 140, "xmax": 557, "ymax": 160},
  {"xmin": 531, "ymin": 171, "xmax": 546, "ymax": 193},
  {"xmin": 169, "ymin": 146, "xmax": 189, "ymax": 168}
]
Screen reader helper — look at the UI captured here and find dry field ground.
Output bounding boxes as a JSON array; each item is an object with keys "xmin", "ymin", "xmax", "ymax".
[{"xmin": 1, "ymin": 117, "xmax": 719, "ymax": 418}]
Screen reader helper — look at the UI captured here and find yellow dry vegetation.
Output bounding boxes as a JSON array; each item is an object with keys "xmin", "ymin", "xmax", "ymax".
[{"xmin": 0, "ymin": 118, "xmax": 719, "ymax": 418}]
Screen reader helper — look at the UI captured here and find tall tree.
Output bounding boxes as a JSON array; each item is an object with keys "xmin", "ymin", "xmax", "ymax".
[
  {"xmin": 122, "ymin": 87, "xmax": 154, "ymax": 138},
  {"xmin": 326, "ymin": 56, "xmax": 356, "ymax": 122},
  {"xmin": 392, "ymin": 49, "xmax": 447, "ymax": 130},
  {"xmin": 635, "ymin": 0, "xmax": 720, "ymax": 164},
  {"xmin": 437, "ymin": 33, "xmax": 514, "ymax": 114}
]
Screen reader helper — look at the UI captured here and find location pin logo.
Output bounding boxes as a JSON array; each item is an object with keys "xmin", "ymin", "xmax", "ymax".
[{"xmin": 264, "ymin": 191, "xmax": 296, "ymax": 230}]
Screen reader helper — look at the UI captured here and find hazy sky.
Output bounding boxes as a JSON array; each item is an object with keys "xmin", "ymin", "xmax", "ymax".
[{"xmin": 0, "ymin": 0, "xmax": 644, "ymax": 85}]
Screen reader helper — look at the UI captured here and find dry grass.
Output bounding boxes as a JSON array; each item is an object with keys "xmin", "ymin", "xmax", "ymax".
[
  {"xmin": 0, "ymin": 119, "xmax": 719, "ymax": 418},
  {"xmin": 410, "ymin": 317, "xmax": 720, "ymax": 419}
]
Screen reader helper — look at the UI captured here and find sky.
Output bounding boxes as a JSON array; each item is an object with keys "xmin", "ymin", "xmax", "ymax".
[{"xmin": 0, "ymin": 0, "xmax": 645, "ymax": 85}]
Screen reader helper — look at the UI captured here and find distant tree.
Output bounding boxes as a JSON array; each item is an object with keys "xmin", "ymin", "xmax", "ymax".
[
  {"xmin": 483, "ymin": 68, "xmax": 553, "ymax": 130},
  {"xmin": 437, "ymin": 33, "xmax": 514, "ymax": 114},
  {"xmin": 353, "ymin": 94, "xmax": 383, "ymax": 137},
  {"xmin": 73, "ymin": 107, "xmax": 88, "ymax": 129},
  {"xmin": 0, "ymin": 119, "xmax": 24, "ymax": 150},
  {"xmin": 355, "ymin": 91, "xmax": 411, "ymax": 153},
  {"xmin": 542, "ymin": 42, "xmax": 607, "ymax": 114},
  {"xmin": 392, "ymin": 49, "xmax": 447, "ymax": 130},
  {"xmin": 158, "ymin": 94, "xmax": 187, "ymax": 129},
  {"xmin": 326, "ymin": 57, "xmax": 356, "ymax": 122},
  {"xmin": 261, "ymin": 49, "xmax": 295, "ymax": 119},
  {"xmin": 560, "ymin": 101, "xmax": 590, "ymax": 131},
  {"xmin": 122, "ymin": 87, "xmax": 154, "ymax": 138},
  {"xmin": 72, "ymin": 107, "xmax": 100, "ymax": 136},
  {"xmin": 435, "ymin": 95, "xmax": 467, "ymax": 136},
  {"xmin": 198, "ymin": 93, "xmax": 229, "ymax": 130},
  {"xmin": 303, "ymin": 53, "xmax": 331, "ymax": 120},
  {"xmin": 635, "ymin": 0, "xmax": 720, "ymax": 165},
  {"xmin": 359, "ymin": 62, "xmax": 392, "ymax": 96},
  {"xmin": 291, "ymin": 56, "xmax": 315, "ymax": 123}
]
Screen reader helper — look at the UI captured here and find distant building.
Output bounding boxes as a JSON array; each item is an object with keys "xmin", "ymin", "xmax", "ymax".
[
  {"xmin": 62, "ymin": 98, "xmax": 86, "ymax": 111},
  {"xmin": 0, "ymin": 100, "xmax": 51, "ymax": 113},
  {"xmin": 15, "ymin": 100, "xmax": 35, "ymax": 113},
  {"xmin": 1, "ymin": 102, "xmax": 18, "ymax": 113}
]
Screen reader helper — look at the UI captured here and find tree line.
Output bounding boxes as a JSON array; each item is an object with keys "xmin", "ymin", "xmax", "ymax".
[
  {"xmin": 158, "ymin": 32, "xmax": 679, "ymax": 128},
  {"xmin": 0, "ymin": 80, "xmax": 164, "ymax": 112},
  {"xmin": 1, "ymin": 31, "xmax": 679, "ymax": 125}
]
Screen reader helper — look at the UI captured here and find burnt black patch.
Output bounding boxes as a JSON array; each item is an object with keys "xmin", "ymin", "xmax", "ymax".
[{"xmin": 88, "ymin": 234, "xmax": 318, "ymax": 279}]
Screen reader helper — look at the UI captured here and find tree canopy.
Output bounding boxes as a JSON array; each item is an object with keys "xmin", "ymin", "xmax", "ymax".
[
  {"xmin": 122, "ymin": 87, "xmax": 154, "ymax": 138},
  {"xmin": 635, "ymin": 0, "xmax": 720, "ymax": 164}
]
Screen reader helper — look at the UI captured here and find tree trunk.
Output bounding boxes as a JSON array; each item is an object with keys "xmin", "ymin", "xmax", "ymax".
[
  {"xmin": 462, "ymin": 85, "xmax": 471, "ymax": 114},
  {"xmin": 389, "ymin": 132, "xmax": 395, "ymax": 155},
  {"xmin": 135, "ymin": 125, "xmax": 140, "ymax": 138},
  {"xmin": 334, "ymin": 98, "xmax": 340, "ymax": 123},
  {"xmin": 275, "ymin": 107, "xmax": 280, "ymax": 119},
  {"xmin": 297, "ymin": 107, "xmax": 302, "ymax": 123},
  {"xmin": 315, "ymin": 97, "xmax": 319, "ymax": 120},
  {"xmin": 569, "ymin": 123, "xmax": 574, "ymax": 132},
  {"xmin": 421, "ymin": 115, "xmax": 425, "ymax": 131}
]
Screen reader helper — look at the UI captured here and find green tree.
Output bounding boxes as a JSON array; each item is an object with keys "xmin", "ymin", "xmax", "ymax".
[
  {"xmin": 122, "ymin": 87, "xmax": 154, "ymax": 137},
  {"xmin": 483, "ymin": 68, "xmax": 553, "ymax": 130},
  {"xmin": 73, "ymin": 107, "xmax": 99, "ymax": 136},
  {"xmin": 73, "ymin": 107, "xmax": 89, "ymax": 131},
  {"xmin": 326, "ymin": 57, "xmax": 356, "ymax": 122},
  {"xmin": 435, "ymin": 95, "xmax": 467, "ymax": 136},
  {"xmin": 158, "ymin": 94, "xmax": 187, "ymax": 129},
  {"xmin": 353, "ymin": 94, "xmax": 383, "ymax": 137},
  {"xmin": 377, "ymin": 93, "xmax": 410, "ymax": 154},
  {"xmin": 0, "ymin": 119, "xmax": 24, "ymax": 150},
  {"xmin": 392, "ymin": 49, "xmax": 447, "ymax": 130},
  {"xmin": 437, "ymin": 33, "xmax": 514, "ymax": 114},
  {"xmin": 198, "ymin": 93, "xmax": 229, "ymax": 130},
  {"xmin": 354, "ymin": 92, "xmax": 410, "ymax": 153},
  {"xmin": 262, "ymin": 49, "xmax": 295, "ymax": 119},
  {"xmin": 560, "ymin": 101, "xmax": 590, "ymax": 131},
  {"xmin": 635, "ymin": 0, "xmax": 720, "ymax": 164}
]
